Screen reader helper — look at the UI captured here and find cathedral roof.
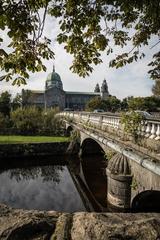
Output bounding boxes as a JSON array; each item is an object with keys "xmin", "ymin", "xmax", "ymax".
[{"xmin": 66, "ymin": 91, "xmax": 100, "ymax": 95}]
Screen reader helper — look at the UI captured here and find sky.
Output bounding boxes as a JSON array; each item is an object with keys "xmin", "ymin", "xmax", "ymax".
[{"xmin": 0, "ymin": 14, "xmax": 159, "ymax": 100}]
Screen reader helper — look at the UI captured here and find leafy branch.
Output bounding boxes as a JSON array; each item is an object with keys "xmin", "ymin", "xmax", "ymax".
[{"xmin": 0, "ymin": 0, "xmax": 160, "ymax": 84}]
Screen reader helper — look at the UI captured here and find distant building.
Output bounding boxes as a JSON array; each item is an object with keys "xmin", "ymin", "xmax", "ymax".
[{"xmin": 22, "ymin": 66, "xmax": 109, "ymax": 110}]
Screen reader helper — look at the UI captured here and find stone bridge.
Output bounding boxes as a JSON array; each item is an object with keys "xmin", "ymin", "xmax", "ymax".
[{"xmin": 59, "ymin": 111, "xmax": 160, "ymax": 212}]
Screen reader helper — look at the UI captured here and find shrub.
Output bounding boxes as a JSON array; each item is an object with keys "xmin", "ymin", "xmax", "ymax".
[{"xmin": 11, "ymin": 106, "xmax": 42, "ymax": 135}]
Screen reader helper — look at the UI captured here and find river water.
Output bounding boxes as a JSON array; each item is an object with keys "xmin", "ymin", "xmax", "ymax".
[
  {"xmin": 0, "ymin": 155, "xmax": 107, "ymax": 212},
  {"xmin": 0, "ymin": 155, "xmax": 159, "ymax": 212}
]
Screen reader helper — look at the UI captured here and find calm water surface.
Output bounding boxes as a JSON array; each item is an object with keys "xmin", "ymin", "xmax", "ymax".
[{"xmin": 0, "ymin": 165, "xmax": 86, "ymax": 212}]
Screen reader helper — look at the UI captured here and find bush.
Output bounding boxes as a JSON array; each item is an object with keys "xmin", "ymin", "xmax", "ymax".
[
  {"xmin": 10, "ymin": 106, "xmax": 65, "ymax": 136},
  {"xmin": 11, "ymin": 106, "xmax": 42, "ymax": 135},
  {"xmin": 41, "ymin": 108, "xmax": 65, "ymax": 135},
  {"xmin": 121, "ymin": 111, "xmax": 144, "ymax": 142}
]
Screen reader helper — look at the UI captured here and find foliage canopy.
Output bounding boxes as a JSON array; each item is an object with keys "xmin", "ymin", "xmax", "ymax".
[
  {"xmin": 0, "ymin": 0, "xmax": 160, "ymax": 84},
  {"xmin": 124, "ymin": 96, "xmax": 160, "ymax": 111},
  {"xmin": 85, "ymin": 95, "xmax": 121, "ymax": 112}
]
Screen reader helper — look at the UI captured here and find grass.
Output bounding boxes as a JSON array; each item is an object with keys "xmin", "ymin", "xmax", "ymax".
[{"xmin": 0, "ymin": 135, "xmax": 69, "ymax": 144}]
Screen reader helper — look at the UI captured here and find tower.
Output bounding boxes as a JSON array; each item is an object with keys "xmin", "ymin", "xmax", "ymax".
[
  {"xmin": 45, "ymin": 64, "xmax": 65, "ymax": 109},
  {"xmin": 94, "ymin": 83, "xmax": 100, "ymax": 93},
  {"xmin": 101, "ymin": 79, "xmax": 109, "ymax": 99}
]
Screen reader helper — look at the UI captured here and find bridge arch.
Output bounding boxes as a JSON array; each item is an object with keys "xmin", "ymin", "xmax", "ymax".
[
  {"xmin": 131, "ymin": 190, "xmax": 160, "ymax": 212},
  {"xmin": 80, "ymin": 138, "xmax": 107, "ymax": 209},
  {"xmin": 80, "ymin": 138, "xmax": 105, "ymax": 156},
  {"xmin": 65, "ymin": 125, "xmax": 73, "ymax": 136}
]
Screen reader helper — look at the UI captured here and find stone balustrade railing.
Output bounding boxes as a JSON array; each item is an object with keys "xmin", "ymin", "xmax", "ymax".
[{"xmin": 59, "ymin": 111, "xmax": 160, "ymax": 141}]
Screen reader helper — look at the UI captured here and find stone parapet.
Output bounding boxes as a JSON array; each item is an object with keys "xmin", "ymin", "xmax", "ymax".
[{"xmin": 59, "ymin": 111, "xmax": 160, "ymax": 153}]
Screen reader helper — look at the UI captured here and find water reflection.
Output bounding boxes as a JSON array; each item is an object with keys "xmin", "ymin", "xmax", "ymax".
[
  {"xmin": 81, "ymin": 155, "xmax": 107, "ymax": 207},
  {"xmin": 0, "ymin": 154, "xmax": 108, "ymax": 212},
  {"xmin": 0, "ymin": 165, "xmax": 85, "ymax": 212},
  {"xmin": 0, "ymin": 165, "xmax": 63, "ymax": 183},
  {"xmin": 68, "ymin": 155, "xmax": 108, "ymax": 212}
]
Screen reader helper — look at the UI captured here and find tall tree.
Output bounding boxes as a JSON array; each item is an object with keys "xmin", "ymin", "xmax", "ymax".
[
  {"xmin": 108, "ymin": 96, "xmax": 121, "ymax": 112},
  {"xmin": 0, "ymin": 91, "xmax": 11, "ymax": 116},
  {"xmin": 11, "ymin": 94, "xmax": 22, "ymax": 110},
  {"xmin": 0, "ymin": 0, "xmax": 159, "ymax": 84}
]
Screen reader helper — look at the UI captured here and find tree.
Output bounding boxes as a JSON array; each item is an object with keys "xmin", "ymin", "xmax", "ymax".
[
  {"xmin": 0, "ymin": 1, "xmax": 54, "ymax": 85},
  {"xmin": 108, "ymin": 96, "xmax": 121, "ymax": 112},
  {"xmin": 121, "ymin": 98, "xmax": 128, "ymax": 111},
  {"xmin": 143, "ymin": 96, "xmax": 160, "ymax": 112},
  {"xmin": 85, "ymin": 95, "xmax": 121, "ymax": 112},
  {"xmin": 152, "ymin": 81, "xmax": 160, "ymax": 96},
  {"xmin": 0, "ymin": 112, "xmax": 7, "ymax": 128},
  {"xmin": 127, "ymin": 97, "xmax": 146, "ymax": 111},
  {"xmin": 126, "ymin": 96, "xmax": 160, "ymax": 112},
  {"xmin": 11, "ymin": 93, "xmax": 22, "ymax": 110},
  {"xmin": 0, "ymin": 91, "xmax": 11, "ymax": 116},
  {"xmin": 85, "ymin": 97, "xmax": 107, "ymax": 111},
  {"xmin": 0, "ymin": 0, "xmax": 159, "ymax": 84}
]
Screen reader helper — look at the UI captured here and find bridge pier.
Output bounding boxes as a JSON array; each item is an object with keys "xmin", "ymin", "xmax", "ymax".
[{"xmin": 106, "ymin": 153, "xmax": 132, "ymax": 210}]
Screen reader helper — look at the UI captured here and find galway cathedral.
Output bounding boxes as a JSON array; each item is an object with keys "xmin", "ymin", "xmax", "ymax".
[{"xmin": 22, "ymin": 66, "xmax": 109, "ymax": 110}]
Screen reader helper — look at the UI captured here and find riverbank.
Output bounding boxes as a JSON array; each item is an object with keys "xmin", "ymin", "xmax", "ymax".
[
  {"xmin": 0, "ymin": 138, "xmax": 70, "ymax": 159},
  {"xmin": 0, "ymin": 135, "xmax": 69, "ymax": 143},
  {"xmin": 0, "ymin": 203, "xmax": 160, "ymax": 240}
]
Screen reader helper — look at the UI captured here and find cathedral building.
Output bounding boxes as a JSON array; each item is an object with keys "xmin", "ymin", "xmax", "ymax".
[{"xmin": 22, "ymin": 66, "xmax": 109, "ymax": 110}]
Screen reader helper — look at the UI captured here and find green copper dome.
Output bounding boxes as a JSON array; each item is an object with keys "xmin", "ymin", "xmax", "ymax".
[
  {"xmin": 45, "ymin": 66, "xmax": 63, "ymax": 90},
  {"xmin": 46, "ymin": 72, "xmax": 61, "ymax": 82}
]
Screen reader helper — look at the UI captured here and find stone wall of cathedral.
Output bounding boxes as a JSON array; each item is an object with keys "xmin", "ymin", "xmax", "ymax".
[
  {"xmin": 45, "ymin": 87, "xmax": 65, "ymax": 109},
  {"xmin": 65, "ymin": 93, "xmax": 100, "ymax": 110}
]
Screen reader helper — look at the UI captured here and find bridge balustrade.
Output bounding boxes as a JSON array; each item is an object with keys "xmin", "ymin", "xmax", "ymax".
[{"xmin": 59, "ymin": 112, "xmax": 160, "ymax": 141}]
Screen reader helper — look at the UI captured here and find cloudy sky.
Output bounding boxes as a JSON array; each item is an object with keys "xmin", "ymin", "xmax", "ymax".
[{"xmin": 0, "ymin": 14, "xmax": 159, "ymax": 99}]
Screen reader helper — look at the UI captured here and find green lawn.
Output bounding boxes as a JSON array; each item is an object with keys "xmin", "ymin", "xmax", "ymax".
[{"xmin": 0, "ymin": 135, "xmax": 69, "ymax": 143}]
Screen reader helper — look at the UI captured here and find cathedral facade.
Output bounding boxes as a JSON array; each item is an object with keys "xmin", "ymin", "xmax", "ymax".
[{"xmin": 22, "ymin": 67, "xmax": 109, "ymax": 110}]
